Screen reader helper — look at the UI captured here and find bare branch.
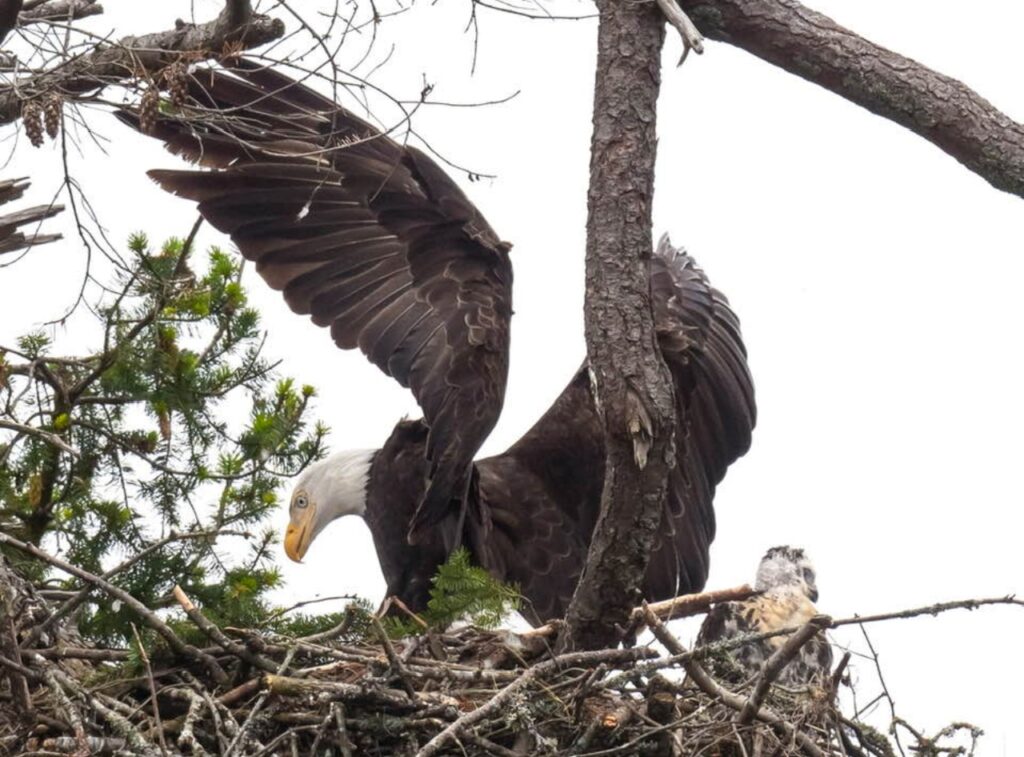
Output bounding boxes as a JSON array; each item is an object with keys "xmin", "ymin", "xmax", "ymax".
[
  {"xmin": 682, "ymin": 0, "xmax": 1024, "ymax": 199},
  {"xmin": 524, "ymin": 583, "xmax": 759, "ymax": 639},
  {"xmin": 173, "ymin": 584, "xmax": 281, "ymax": 676},
  {"xmin": 23, "ymin": 528, "xmax": 247, "ymax": 648},
  {"xmin": 0, "ymin": 177, "xmax": 63, "ymax": 254}
]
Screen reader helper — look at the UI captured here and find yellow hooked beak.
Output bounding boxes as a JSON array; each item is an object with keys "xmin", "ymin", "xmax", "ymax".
[{"xmin": 284, "ymin": 504, "xmax": 317, "ymax": 562}]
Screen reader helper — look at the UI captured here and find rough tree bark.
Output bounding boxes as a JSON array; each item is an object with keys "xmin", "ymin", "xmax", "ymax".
[
  {"xmin": 681, "ymin": 0, "xmax": 1024, "ymax": 199},
  {"xmin": 560, "ymin": 0, "xmax": 674, "ymax": 652}
]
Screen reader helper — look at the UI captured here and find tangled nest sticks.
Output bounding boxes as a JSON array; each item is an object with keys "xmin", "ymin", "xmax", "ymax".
[{"xmin": 0, "ymin": 535, "xmax": 1013, "ymax": 757}]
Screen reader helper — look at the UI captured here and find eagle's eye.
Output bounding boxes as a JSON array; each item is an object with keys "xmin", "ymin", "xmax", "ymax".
[
  {"xmin": 294, "ymin": 493, "xmax": 309, "ymax": 509},
  {"xmin": 801, "ymin": 567, "xmax": 815, "ymax": 584}
]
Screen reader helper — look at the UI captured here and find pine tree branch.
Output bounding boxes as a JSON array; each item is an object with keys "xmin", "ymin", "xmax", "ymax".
[
  {"xmin": 22, "ymin": 528, "xmax": 247, "ymax": 648},
  {"xmin": 19, "ymin": 0, "xmax": 103, "ymax": 26},
  {"xmin": 0, "ymin": 0, "xmax": 284, "ymax": 126},
  {"xmin": 681, "ymin": 0, "xmax": 1024, "ymax": 199}
]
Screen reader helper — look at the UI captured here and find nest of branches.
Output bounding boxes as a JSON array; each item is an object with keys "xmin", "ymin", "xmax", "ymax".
[{"xmin": 1, "ymin": 550, "xmax": 997, "ymax": 757}]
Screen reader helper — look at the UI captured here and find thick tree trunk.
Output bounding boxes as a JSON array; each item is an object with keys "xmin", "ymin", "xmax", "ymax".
[
  {"xmin": 681, "ymin": 0, "xmax": 1024, "ymax": 199},
  {"xmin": 561, "ymin": 0, "xmax": 674, "ymax": 651}
]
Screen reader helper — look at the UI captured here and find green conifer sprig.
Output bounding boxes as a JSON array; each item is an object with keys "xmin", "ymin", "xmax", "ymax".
[{"xmin": 386, "ymin": 548, "xmax": 521, "ymax": 636}]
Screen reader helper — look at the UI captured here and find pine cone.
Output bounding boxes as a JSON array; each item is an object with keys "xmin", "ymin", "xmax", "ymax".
[
  {"xmin": 43, "ymin": 94, "xmax": 61, "ymax": 140},
  {"xmin": 139, "ymin": 86, "xmax": 159, "ymax": 134},
  {"xmin": 21, "ymin": 100, "xmax": 44, "ymax": 147},
  {"xmin": 165, "ymin": 62, "xmax": 188, "ymax": 107}
]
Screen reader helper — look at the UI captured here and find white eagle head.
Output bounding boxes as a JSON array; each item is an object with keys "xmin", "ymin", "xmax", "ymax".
[
  {"xmin": 755, "ymin": 545, "xmax": 819, "ymax": 602},
  {"xmin": 283, "ymin": 449, "xmax": 376, "ymax": 562}
]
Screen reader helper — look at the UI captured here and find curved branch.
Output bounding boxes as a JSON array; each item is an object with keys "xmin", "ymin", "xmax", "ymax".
[{"xmin": 682, "ymin": 0, "xmax": 1024, "ymax": 199}]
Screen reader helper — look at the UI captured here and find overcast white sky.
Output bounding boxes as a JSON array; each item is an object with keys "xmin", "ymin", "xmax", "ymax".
[{"xmin": 3, "ymin": 0, "xmax": 1023, "ymax": 753}]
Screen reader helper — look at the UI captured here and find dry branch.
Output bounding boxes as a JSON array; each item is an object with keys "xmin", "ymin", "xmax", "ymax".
[
  {"xmin": 19, "ymin": 0, "xmax": 103, "ymax": 26},
  {"xmin": 525, "ymin": 583, "xmax": 758, "ymax": 639},
  {"xmin": 682, "ymin": 0, "xmax": 1024, "ymax": 199},
  {"xmin": 0, "ymin": 556, "xmax": 1010, "ymax": 756},
  {"xmin": 0, "ymin": 0, "xmax": 284, "ymax": 126},
  {"xmin": 173, "ymin": 585, "xmax": 280, "ymax": 676}
]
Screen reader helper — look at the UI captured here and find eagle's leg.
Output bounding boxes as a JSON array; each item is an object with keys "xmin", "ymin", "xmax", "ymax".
[{"xmin": 655, "ymin": 0, "xmax": 705, "ymax": 65}]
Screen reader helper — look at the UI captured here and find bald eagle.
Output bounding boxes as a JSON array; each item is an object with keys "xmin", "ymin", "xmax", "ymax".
[
  {"xmin": 697, "ymin": 546, "xmax": 832, "ymax": 686},
  {"xmin": 119, "ymin": 61, "xmax": 756, "ymax": 624}
]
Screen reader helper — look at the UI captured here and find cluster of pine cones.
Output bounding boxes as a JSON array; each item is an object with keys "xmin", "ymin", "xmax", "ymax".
[
  {"xmin": 20, "ymin": 95, "xmax": 61, "ymax": 147},
  {"xmin": 24, "ymin": 61, "xmax": 190, "ymax": 143},
  {"xmin": 139, "ymin": 61, "xmax": 189, "ymax": 134}
]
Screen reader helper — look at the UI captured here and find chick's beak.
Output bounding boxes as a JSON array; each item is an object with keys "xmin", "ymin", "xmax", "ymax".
[{"xmin": 284, "ymin": 505, "xmax": 317, "ymax": 562}]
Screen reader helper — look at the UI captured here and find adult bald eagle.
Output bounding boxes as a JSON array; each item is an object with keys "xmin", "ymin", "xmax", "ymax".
[
  {"xmin": 120, "ymin": 61, "xmax": 756, "ymax": 624},
  {"xmin": 697, "ymin": 546, "xmax": 832, "ymax": 686}
]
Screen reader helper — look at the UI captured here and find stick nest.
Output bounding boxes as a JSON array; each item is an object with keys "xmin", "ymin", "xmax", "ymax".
[{"xmin": 0, "ymin": 575, "xmax": 984, "ymax": 757}]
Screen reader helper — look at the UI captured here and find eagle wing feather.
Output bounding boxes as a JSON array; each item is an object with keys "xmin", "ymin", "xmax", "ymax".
[{"xmin": 118, "ymin": 62, "xmax": 513, "ymax": 539}]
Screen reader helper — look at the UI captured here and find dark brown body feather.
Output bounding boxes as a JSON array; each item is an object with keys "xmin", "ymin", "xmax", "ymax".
[{"xmin": 121, "ymin": 63, "xmax": 756, "ymax": 623}]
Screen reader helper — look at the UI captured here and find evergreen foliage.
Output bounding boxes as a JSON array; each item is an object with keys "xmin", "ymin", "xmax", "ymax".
[
  {"xmin": 387, "ymin": 547, "xmax": 521, "ymax": 636},
  {"xmin": 0, "ymin": 234, "xmax": 328, "ymax": 645}
]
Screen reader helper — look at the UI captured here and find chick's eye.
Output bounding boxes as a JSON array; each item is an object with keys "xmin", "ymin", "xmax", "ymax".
[
  {"xmin": 295, "ymin": 494, "xmax": 308, "ymax": 509},
  {"xmin": 802, "ymin": 567, "xmax": 815, "ymax": 583}
]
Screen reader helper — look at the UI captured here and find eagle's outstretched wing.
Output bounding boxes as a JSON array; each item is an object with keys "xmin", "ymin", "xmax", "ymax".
[
  {"xmin": 118, "ymin": 62, "xmax": 513, "ymax": 539},
  {"xmin": 647, "ymin": 236, "xmax": 756, "ymax": 597}
]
